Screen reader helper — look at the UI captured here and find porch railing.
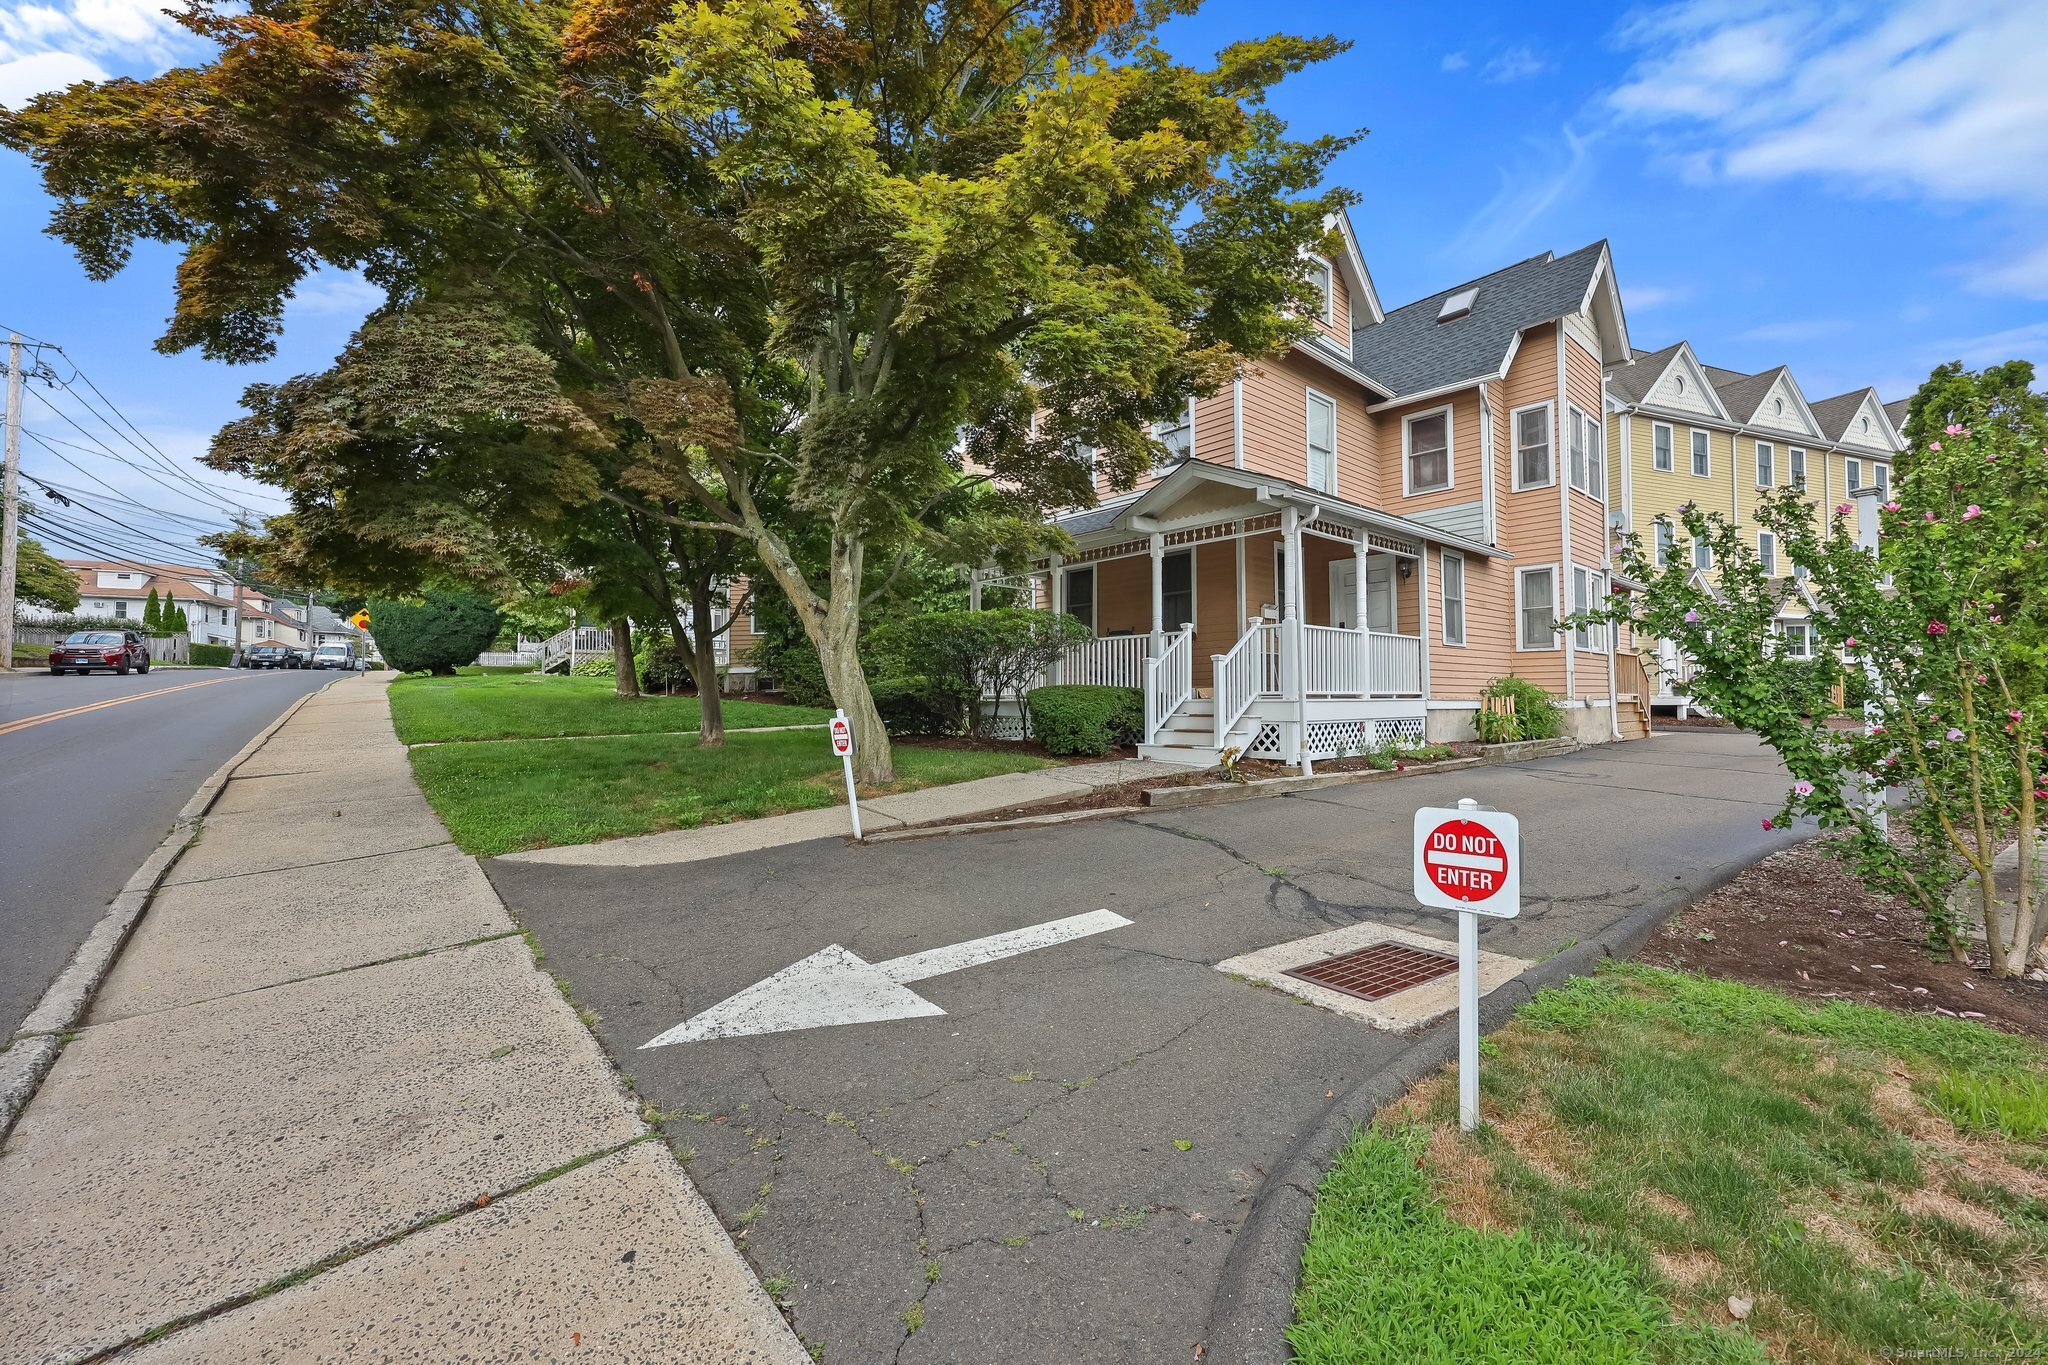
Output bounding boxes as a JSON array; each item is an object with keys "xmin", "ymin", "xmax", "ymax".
[
  {"xmin": 538, "ymin": 625, "xmax": 613, "ymax": 674},
  {"xmin": 1060, "ymin": 633, "xmax": 1146, "ymax": 688},
  {"xmin": 1368, "ymin": 631, "xmax": 1424, "ymax": 697},
  {"xmin": 1303, "ymin": 624, "xmax": 1368, "ymax": 697},
  {"xmin": 1212, "ymin": 621, "xmax": 1274, "ymax": 748},
  {"xmin": 1143, "ymin": 625, "xmax": 1194, "ymax": 746}
]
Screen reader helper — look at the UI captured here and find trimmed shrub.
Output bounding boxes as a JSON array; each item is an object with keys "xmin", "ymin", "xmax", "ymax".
[
  {"xmin": 1477, "ymin": 676, "xmax": 1565, "ymax": 742},
  {"xmin": 768, "ymin": 643, "xmax": 833, "ymax": 708},
  {"xmin": 870, "ymin": 609, "xmax": 1092, "ymax": 739},
  {"xmin": 637, "ymin": 639, "xmax": 695, "ymax": 694},
  {"xmin": 367, "ymin": 589, "xmax": 504, "ymax": 676},
  {"xmin": 143, "ymin": 588, "xmax": 162, "ymax": 632},
  {"xmin": 1026, "ymin": 684, "xmax": 1143, "ymax": 757},
  {"xmin": 190, "ymin": 643, "xmax": 234, "ymax": 667},
  {"xmin": 571, "ymin": 654, "xmax": 617, "ymax": 678}
]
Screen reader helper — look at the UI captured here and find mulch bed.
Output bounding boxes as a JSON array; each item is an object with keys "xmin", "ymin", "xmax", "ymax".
[
  {"xmin": 1230, "ymin": 742, "xmax": 1480, "ymax": 780},
  {"xmin": 1651, "ymin": 712, "xmax": 1736, "ymax": 729},
  {"xmin": 1636, "ymin": 838, "xmax": 2048, "ymax": 1036}
]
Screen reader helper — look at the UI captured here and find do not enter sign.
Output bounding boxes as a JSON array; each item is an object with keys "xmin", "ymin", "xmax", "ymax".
[
  {"xmin": 829, "ymin": 715, "xmax": 854, "ymax": 757},
  {"xmin": 1412, "ymin": 804, "xmax": 1520, "ymax": 917}
]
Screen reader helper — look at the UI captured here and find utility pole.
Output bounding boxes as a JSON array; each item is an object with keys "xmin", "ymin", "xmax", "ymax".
[{"xmin": 0, "ymin": 334, "xmax": 24, "ymax": 673}]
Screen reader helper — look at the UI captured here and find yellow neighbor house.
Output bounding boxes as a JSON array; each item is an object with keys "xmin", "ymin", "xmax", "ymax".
[{"xmin": 1604, "ymin": 342, "xmax": 1905, "ymax": 712}]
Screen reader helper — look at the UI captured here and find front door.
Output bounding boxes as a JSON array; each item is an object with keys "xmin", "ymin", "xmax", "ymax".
[{"xmin": 1329, "ymin": 558, "xmax": 1397, "ymax": 631}]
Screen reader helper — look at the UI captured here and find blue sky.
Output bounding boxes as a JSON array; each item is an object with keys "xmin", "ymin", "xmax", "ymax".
[{"xmin": 2, "ymin": 0, "xmax": 2044, "ymax": 557}]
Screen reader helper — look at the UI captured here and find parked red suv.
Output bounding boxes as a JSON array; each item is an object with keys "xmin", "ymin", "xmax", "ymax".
[{"xmin": 49, "ymin": 630, "xmax": 151, "ymax": 675}]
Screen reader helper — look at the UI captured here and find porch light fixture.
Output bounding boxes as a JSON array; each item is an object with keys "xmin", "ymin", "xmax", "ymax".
[{"xmin": 1398, "ymin": 559, "xmax": 1413, "ymax": 580}]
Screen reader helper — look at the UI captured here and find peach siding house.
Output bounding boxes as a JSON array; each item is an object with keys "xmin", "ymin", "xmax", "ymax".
[{"xmin": 976, "ymin": 214, "xmax": 1650, "ymax": 765}]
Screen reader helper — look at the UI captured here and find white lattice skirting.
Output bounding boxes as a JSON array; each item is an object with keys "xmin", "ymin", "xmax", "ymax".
[{"xmin": 1245, "ymin": 716, "xmax": 1426, "ymax": 759}]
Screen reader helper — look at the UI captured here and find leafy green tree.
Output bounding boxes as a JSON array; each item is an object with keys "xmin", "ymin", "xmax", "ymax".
[
  {"xmin": 1, "ymin": 0, "xmax": 1354, "ymax": 782},
  {"xmin": 160, "ymin": 593, "xmax": 181, "ymax": 634},
  {"xmin": 367, "ymin": 590, "xmax": 505, "ymax": 676},
  {"xmin": 142, "ymin": 587, "xmax": 162, "ymax": 632},
  {"xmin": 15, "ymin": 536, "xmax": 81, "ymax": 612},
  {"xmin": 1897, "ymin": 360, "xmax": 2048, "ymax": 455},
  {"xmin": 1599, "ymin": 406, "xmax": 2048, "ymax": 978}
]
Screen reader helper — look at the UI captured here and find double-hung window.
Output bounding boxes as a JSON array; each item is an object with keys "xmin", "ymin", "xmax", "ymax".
[
  {"xmin": 1758, "ymin": 530, "xmax": 1778, "ymax": 577},
  {"xmin": 1872, "ymin": 461, "xmax": 1890, "ymax": 494},
  {"xmin": 1572, "ymin": 567, "xmax": 1604, "ymax": 650},
  {"xmin": 1779, "ymin": 621, "xmax": 1813, "ymax": 659},
  {"xmin": 1756, "ymin": 441, "xmax": 1775, "ymax": 487},
  {"xmin": 1405, "ymin": 408, "xmax": 1451, "ymax": 494},
  {"xmin": 1160, "ymin": 550, "xmax": 1194, "ymax": 631},
  {"xmin": 1691, "ymin": 428, "xmax": 1710, "ymax": 477},
  {"xmin": 1654, "ymin": 520, "xmax": 1674, "ymax": 568},
  {"xmin": 1846, "ymin": 457, "xmax": 1862, "ymax": 491},
  {"xmin": 1652, "ymin": 422, "xmax": 1673, "ymax": 472},
  {"xmin": 1693, "ymin": 538, "xmax": 1713, "ymax": 571},
  {"xmin": 1513, "ymin": 404, "xmax": 1551, "ymax": 489},
  {"xmin": 1517, "ymin": 567, "xmax": 1558, "ymax": 650},
  {"xmin": 1305, "ymin": 256, "xmax": 1333, "ymax": 322},
  {"xmin": 1306, "ymin": 390, "xmax": 1336, "ymax": 493},
  {"xmin": 1568, "ymin": 408, "xmax": 1605, "ymax": 497},
  {"xmin": 1440, "ymin": 551, "xmax": 1466, "ymax": 646},
  {"xmin": 1151, "ymin": 408, "xmax": 1192, "ymax": 468},
  {"xmin": 1789, "ymin": 448, "xmax": 1807, "ymax": 489},
  {"xmin": 1063, "ymin": 565, "xmax": 1096, "ymax": 633}
]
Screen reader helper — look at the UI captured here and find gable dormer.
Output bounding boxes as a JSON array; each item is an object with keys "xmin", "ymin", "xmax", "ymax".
[
  {"xmin": 1638, "ymin": 343, "xmax": 1729, "ymax": 422},
  {"xmin": 1748, "ymin": 369, "xmax": 1823, "ymax": 441},
  {"xmin": 1837, "ymin": 391, "xmax": 1903, "ymax": 455}
]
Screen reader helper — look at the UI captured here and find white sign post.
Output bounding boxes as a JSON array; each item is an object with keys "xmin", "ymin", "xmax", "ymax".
[
  {"xmin": 830, "ymin": 710, "xmax": 861, "ymax": 840},
  {"xmin": 1413, "ymin": 797, "xmax": 1521, "ymax": 1132}
]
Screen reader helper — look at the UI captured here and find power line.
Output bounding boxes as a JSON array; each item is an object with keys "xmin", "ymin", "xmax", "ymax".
[
  {"xmin": 42, "ymin": 365, "xmax": 285, "ymax": 511},
  {"xmin": 21, "ymin": 504, "xmax": 187, "ymax": 577},
  {"xmin": 23, "ymin": 387, "xmax": 265, "ymax": 517},
  {"xmin": 22, "ymin": 476, "xmax": 225, "ymax": 562}
]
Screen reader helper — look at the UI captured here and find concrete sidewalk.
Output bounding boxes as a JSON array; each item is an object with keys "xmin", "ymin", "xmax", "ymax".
[
  {"xmin": 499, "ymin": 756, "xmax": 1195, "ymax": 868},
  {"xmin": 0, "ymin": 673, "xmax": 804, "ymax": 1364}
]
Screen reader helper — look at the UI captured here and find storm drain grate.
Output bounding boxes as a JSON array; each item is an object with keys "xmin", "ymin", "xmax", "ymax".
[{"xmin": 1281, "ymin": 940, "xmax": 1458, "ymax": 1002}]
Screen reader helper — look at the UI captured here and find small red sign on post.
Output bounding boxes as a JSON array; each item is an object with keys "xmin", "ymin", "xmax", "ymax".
[
  {"xmin": 830, "ymin": 709, "xmax": 861, "ymax": 839},
  {"xmin": 1421, "ymin": 819, "xmax": 1509, "ymax": 903},
  {"xmin": 830, "ymin": 715, "xmax": 854, "ymax": 757}
]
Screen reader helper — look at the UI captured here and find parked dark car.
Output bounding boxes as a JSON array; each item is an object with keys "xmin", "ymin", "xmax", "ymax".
[
  {"xmin": 241, "ymin": 644, "xmax": 307, "ymax": 670},
  {"xmin": 49, "ymin": 630, "xmax": 150, "ymax": 675}
]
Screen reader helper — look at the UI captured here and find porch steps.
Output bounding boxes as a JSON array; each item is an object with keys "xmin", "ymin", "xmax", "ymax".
[{"xmin": 1137, "ymin": 697, "xmax": 1258, "ymax": 768}]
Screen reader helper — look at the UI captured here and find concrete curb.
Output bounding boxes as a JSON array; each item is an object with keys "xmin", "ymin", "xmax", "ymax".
[
  {"xmin": 1142, "ymin": 757, "xmax": 1485, "ymax": 811},
  {"xmin": 861, "ymin": 804, "xmax": 1146, "ymax": 842},
  {"xmin": 1198, "ymin": 841, "xmax": 1789, "ymax": 1365},
  {"xmin": 1479, "ymin": 736, "xmax": 1581, "ymax": 765},
  {"xmin": 0, "ymin": 678, "xmax": 341, "ymax": 1140}
]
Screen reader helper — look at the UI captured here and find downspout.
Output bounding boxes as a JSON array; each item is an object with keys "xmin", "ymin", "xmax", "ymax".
[
  {"xmin": 1557, "ymin": 324, "xmax": 1575, "ymax": 702},
  {"xmin": 1478, "ymin": 379, "xmax": 1497, "ymax": 546},
  {"xmin": 1232, "ymin": 379, "xmax": 1245, "ymax": 468}
]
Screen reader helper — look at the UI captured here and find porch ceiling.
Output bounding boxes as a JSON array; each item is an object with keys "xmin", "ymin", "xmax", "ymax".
[{"xmin": 1051, "ymin": 459, "xmax": 1510, "ymax": 562}]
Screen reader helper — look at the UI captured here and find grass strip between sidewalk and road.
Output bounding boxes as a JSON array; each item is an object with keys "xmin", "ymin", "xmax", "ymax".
[
  {"xmin": 1290, "ymin": 964, "xmax": 2048, "ymax": 1364},
  {"xmin": 388, "ymin": 672, "xmax": 832, "ymax": 744},
  {"xmin": 409, "ymin": 726, "xmax": 1057, "ymax": 856}
]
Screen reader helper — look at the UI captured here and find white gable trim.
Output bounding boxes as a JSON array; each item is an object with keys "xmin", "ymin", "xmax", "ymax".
[
  {"xmin": 1634, "ymin": 343, "xmax": 1731, "ymax": 423},
  {"xmin": 1837, "ymin": 390, "xmax": 1905, "ymax": 455},
  {"xmin": 1325, "ymin": 209, "xmax": 1384, "ymax": 327},
  {"xmin": 1578, "ymin": 244, "xmax": 1632, "ymax": 365},
  {"xmin": 1749, "ymin": 368, "xmax": 1824, "ymax": 440}
]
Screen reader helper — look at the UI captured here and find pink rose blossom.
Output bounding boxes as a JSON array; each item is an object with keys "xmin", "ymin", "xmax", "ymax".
[
  {"xmin": 1761, "ymin": 818, "xmax": 1774, "ymax": 831},
  {"xmin": 1929, "ymin": 441, "xmax": 1942, "ymax": 451},
  {"xmin": 1964, "ymin": 504, "xmax": 1983, "ymax": 520},
  {"xmin": 1945, "ymin": 423, "xmax": 1969, "ymax": 437},
  {"xmin": 1991, "ymin": 614, "xmax": 2003, "ymax": 624},
  {"xmin": 1684, "ymin": 609, "xmax": 1700, "ymax": 623},
  {"xmin": 1924, "ymin": 510, "xmax": 1939, "ymax": 522},
  {"xmin": 1845, "ymin": 637, "xmax": 1858, "ymax": 647},
  {"xmin": 1946, "ymin": 728, "xmax": 1964, "ymax": 741},
  {"xmin": 1884, "ymin": 501, "xmax": 1902, "ymax": 512},
  {"xmin": 1926, "ymin": 621, "xmax": 1948, "ymax": 636},
  {"xmin": 1794, "ymin": 781, "xmax": 1814, "ymax": 797}
]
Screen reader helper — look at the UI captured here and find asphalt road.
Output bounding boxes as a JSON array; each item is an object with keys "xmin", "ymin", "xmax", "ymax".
[
  {"xmin": 490, "ymin": 729, "xmax": 1800, "ymax": 1365},
  {"xmin": 0, "ymin": 665, "xmax": 331, "ymax": 1037}
]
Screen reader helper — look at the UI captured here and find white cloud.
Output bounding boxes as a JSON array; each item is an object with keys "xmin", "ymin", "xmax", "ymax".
[
  {"xmin": 0, "ymin": 48, "xmax": 103, "ymax": 105},
  {"xmin": 1442, "ymin": 127, "xmax": 1597, "ymax": 267},
  {"xmin": 1625, "ymin": 283, "xmax": 1693, "ymax": 312},
  {"xmin": 1963, "ymin": 239, "xmax": 2048, "ymax": 302},
  {"xmin": 1440, "ymin": 51, "xmax": 1469, "ymax": 73},
  {"xmin": 1484, "ymin": 45, "xmax": 1550, "ymax": 83},
  {"xmin": 0, "ymin": 0, "xmax": 199, "ymax": 83},
  {"xmin": 1732, "ymin": 318, "xmax": 1851, "ymax": 343},
  {"xmin": 1606, "ymin": 0, "xmax": 2048, "ymax": 204},
  {"xmin": 289, "ymin": 272, "xmax": 386, "ymax": 317}
]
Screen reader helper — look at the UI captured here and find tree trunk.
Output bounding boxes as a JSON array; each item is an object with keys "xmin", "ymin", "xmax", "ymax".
[
  {"xmin": 746, "ymin": 520, "xmax": 895, "ymax": 784},
  {"xmin": 611, "ymin": 617, "xmax": 638, "ymax": 698},
  {"xmin": 689, "ymin": 575, "xmax": 725, "ymax": 746}
]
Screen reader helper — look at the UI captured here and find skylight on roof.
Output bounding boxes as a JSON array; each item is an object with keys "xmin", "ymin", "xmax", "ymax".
[{"xmin": 1437, "ymin": 288, "xmax": 1477, "ymax": 322}]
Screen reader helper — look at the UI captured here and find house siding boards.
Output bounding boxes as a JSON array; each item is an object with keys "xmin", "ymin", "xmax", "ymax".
[{"xmin": 1375, "ymin": 388, "xmax": 1482, "ymax": 514}]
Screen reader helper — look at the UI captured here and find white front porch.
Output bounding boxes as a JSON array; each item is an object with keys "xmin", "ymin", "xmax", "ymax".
[{"xmin": 980, "ymin": 466, "xmax": 1455, "ymax": 766}]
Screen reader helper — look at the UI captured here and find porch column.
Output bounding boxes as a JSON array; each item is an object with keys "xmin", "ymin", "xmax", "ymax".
[
  {"xmin": 1048, "ymin": 555, "xmax": 1064, "ymax": 685},
  {"xmin": 1148, "ymin": 532, "xmax": 1165, "ymax": 651},
  {"xmin": 1352, "ymin": 539, "xmax": 1369, "ymax": 630},
  {"xmin": 1282, "ymin": 506, "xmax": 1305, "ymax": 766},
  {"xmin": 969, "ymin": 571, "xmax": 982, "ymax": 612}
]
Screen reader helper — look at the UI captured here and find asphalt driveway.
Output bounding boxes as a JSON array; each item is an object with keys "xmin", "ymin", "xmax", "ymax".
[{"xmin": 488, "ymin": 729, "xmax": 1797, "ymax": 1364}]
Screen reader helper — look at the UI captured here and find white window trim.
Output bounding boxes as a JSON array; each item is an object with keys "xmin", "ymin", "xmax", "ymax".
[
  {"xmin": 1160, "ymin": 547, "xmax": 1196, "ymax": 632},
  {"xmin": 1439, "ymin": 549, "xmax": 1467, "ymax": 647},
  {"xmin": 1571, "ymin": 565, "xmax": 1606, "ymax": 652},
  {"xmin": 1845, "ymin": 456, "xmax": 1862, "ymax": 491},
  {"xmin": 1568, "ymin": 405, "xmax": 1606, "ymax": 499},
  {"xmin": 1693, "ymin": 538, "xmax": 1713, "ymax": 571},
  {"xmin": 1305, "ymin": 254, "xmax": 1335, "ymax": 323},
  {"xmin": 1777, "ymin": 619, "xmax": 1814, "ymax": 659},
  {"xmin": 1149, "ymin": 398, "xmax": 1194, "ymax": 477},
  {"xmin": 1514, "ymin": 564, "xmax": 1561, "ymax": 652},
  {"xmin": 1653, "ymin": 519, "xmax": 1674, "ymax": 568},
  {"xmin": 1509, "ymin": 400, "xmax": 1552, "ymax": 492},
  {"xmin": 1304, "ymin": 387, "xmax": 1337, "ymax": 494},
  {"xmin": 1690, "ymin": 427, "xmax": 1711, "ymax": 478},
  {"xmin": 1651, "ymin": 421, "xmax": 1674, "ymax": 473},
  {"xmin": 1755, "ymin": 440, "xmax": 1775, "ymax": 488},
  {"xmin": 1758, "ymin": 530, "xmax": 1778, "ymax": 577},
  {"xmin": 1402, "ymin": 403, "xmax": 1455, "ymax": 496},
  {"xmin": 1788, "ymin": 447, "xmax": 1806, "ymax": 489},
  {"xmin": 1871, "ymin": 460, "xmax": 1891, "ymax": 492}
]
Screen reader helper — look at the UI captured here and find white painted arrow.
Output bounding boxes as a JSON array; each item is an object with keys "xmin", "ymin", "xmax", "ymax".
[{"xmin": 639, "ymin": 908, "xmax": 1132, "ymax": 1048}]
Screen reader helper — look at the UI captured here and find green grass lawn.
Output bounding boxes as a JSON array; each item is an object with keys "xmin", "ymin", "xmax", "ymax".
[
  {"xmin": 410, "ymin": 726, "xmax": 1056, "ymax": 855},
  {"xmin": 1291, "ymin": 965, "xmax": 2048, "ymax": 1364},
  {"xmin": 389, "ymin": 672, "xmax": 832, "ymax": 744}
]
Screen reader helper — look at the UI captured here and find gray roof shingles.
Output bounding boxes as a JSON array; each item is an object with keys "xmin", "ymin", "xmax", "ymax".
[
  {"xmin": 1608, "ymin": 341, "xmax": 1685, "ymax": 405},
  {"xmin": 1884, "ymin": 398, "xmax": 1911, "ymax": 430},
  {"xmin": 1807, "ymin": 388, "xmax": 1877, "ymax": 442},
  {"xmin": 1349, "ymin": 242, "xmax": 1608, "ymax": 398},
  {"xmin": 1704, "ymin": 365, "xmax": 1785, "ymax": 423}
]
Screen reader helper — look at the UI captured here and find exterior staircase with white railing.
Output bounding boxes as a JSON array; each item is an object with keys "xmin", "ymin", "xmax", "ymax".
[{"xmin": 1138, "ymin": 692, "xmax": 1261, "ymax": 767}]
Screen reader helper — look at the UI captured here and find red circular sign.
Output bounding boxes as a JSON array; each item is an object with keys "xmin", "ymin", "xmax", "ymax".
[
  {"xmin": 1421, "ymin": 819, "xmax": 1509, "ymax": 902},
  {"xmin": 830, "ymin": 718, "xmax": 853, "ymax": 756}
]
